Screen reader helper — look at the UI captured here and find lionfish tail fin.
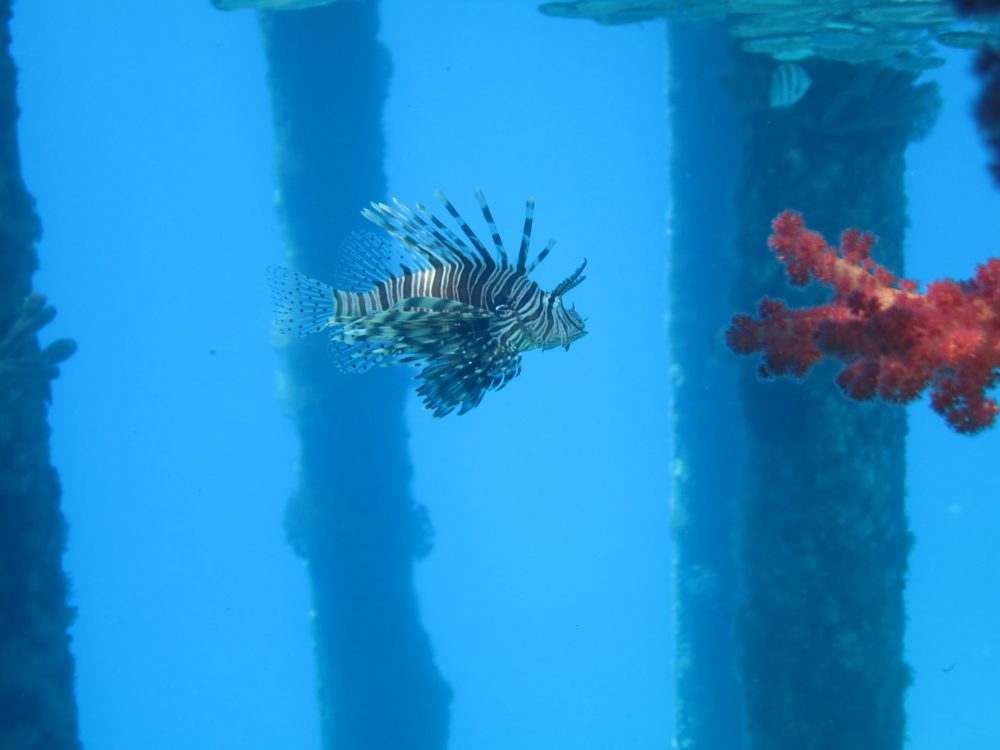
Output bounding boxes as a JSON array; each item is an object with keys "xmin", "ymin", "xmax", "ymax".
[{"xmin": 267, "ymin": 265, "xmax": 337, "ymax": 336}]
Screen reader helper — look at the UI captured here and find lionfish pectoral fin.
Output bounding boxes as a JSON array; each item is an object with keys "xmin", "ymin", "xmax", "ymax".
[
  {"xmin": 415, "ymin": 336, "xmax": 522, "ymax": 417},
  {"xmin": 326, "ymin": 325, "xmax": 401, "ymax": 374}
]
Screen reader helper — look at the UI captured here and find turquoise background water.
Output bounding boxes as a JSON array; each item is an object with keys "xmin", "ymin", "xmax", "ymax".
[{"xmin": 11, "ymin": 2, "xmax": 1000, "ymax": 748}]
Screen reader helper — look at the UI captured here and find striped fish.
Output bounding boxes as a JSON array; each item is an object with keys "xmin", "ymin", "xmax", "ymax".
[
  {"xmin": 268, "ymin": 189, "xmax": 587, "ymax": 417},
  {"xmin": 769, "ymin": 62, "xmax": 812, "ymax": 108}
]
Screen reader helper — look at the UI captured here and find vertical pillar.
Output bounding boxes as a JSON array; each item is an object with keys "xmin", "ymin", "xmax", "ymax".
[
  {"xmin": 260, "ymin": 4, "xmax": 451, "ymax": 748},
  {"xmin": 729, "ymin": 56, "xmax": 923, "ymax": 750},
  {"xmin": 666, "ymin": 22, "xmax": 746, "ymax": 750},
  {"xmin": 0, "ymin": 1, "xmax": 79, "ymax": 748}
]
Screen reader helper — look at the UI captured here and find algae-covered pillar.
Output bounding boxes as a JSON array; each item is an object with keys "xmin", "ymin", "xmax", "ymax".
[
  {"xmin": 254, "ymin": 3, "xmax": 451, "ymax": 749},
  {"xmin": 0, "ymin": 1, "xmax": 79, "ymax": 748},
  {"xmin": 726, "ymin": 53, "xmax": 925, "ymax": 749},
  {"xmin": 664, "ymin": 22, "xmax": 746, "ymax": 750},
  {"xmin": 540, "ymin": 2, "xmax": 955, "ymax": 748}
]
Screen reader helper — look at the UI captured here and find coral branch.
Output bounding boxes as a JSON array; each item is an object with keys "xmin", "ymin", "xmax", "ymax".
[
  {"xmin": 0, "ymin": 293, "xmax": 76, "ymax": 383},
  {"xmin": 726, "ymin": 211, "xmax": 1000, "ymax": 434}
]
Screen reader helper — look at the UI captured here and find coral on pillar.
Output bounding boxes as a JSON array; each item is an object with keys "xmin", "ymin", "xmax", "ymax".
[{"xmin": 728, "ymin": 210, "xmax": 1000, "ymax": 433}]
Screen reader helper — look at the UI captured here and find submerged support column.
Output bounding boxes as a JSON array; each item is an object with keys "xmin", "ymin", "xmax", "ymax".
[
  {"xmin": 260, "ymin": 5, "xmax": 451, "ymax": 749},
  {"xmin": 0, "ymin": 2, "xmax": 79, "ymax": 749},
  {"xmin": 666, "ymin": 22, "xmax": 746, "ymax": 750},
  {"xmin": 728, "ymin": 56, "xmax": 923, "ymax": 750},
  {"xmin": 540, "ymin": 4, "xmax": 927, "ymax": 747}
]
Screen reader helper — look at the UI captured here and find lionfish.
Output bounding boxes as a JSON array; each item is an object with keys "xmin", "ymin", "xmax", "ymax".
[{"xmin": 267, "ymin": 189, "xmax": 587, "ymax": 417}]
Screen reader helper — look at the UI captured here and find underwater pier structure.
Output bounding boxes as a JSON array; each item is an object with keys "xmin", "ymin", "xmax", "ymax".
[
  {"xmin": 539, "ymin": 2, "xmax": 956, "ymax": 748},
  {"xmin": 257, "ymin": 4, "xmax": 451, "ymax": 749},
  {"xmin": 667, "ymin": 22, "xmax": 923, "ymax": 750},
  {"xmin": 0, "ymin": 1, "xmax": 80, "ymax": 748},
  {"xmin": 724, "ymin": 51, "xmax": 919, "ymax": 750},
  {"xmin": 664, "ymin": 22, "xmax": 746, "ymax": 750}
]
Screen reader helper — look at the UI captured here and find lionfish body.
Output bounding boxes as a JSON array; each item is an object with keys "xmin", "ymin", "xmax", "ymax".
[{"xmin": 268, "ymin": 189, "xmax": 587, "ymax": 416}]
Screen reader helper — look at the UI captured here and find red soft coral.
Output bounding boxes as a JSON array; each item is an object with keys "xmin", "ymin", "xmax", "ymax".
[{"xmin": 726, "ymin": 211, "xmax": 1000, "ymax": 434}]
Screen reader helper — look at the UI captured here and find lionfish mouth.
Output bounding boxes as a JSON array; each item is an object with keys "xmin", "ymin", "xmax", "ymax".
[{"xmin": 546, "ymin": 328, "xmax": 586, "ymax": 351}]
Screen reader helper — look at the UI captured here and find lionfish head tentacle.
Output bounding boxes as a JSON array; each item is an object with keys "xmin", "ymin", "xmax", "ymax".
[{"xmin": 550, "ymin": 259, "xmax": 588, "ymax": 299}]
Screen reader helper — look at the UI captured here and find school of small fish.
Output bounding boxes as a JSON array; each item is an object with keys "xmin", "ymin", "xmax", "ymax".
[{"xmin": 540, "ymin": 0, "xmax": 1000, "ymax": 73}]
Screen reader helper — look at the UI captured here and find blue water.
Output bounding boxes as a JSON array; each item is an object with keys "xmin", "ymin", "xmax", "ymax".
[
  {"xmin": 10, "ymin": 2, "xmax": 1000, "ymax": 749},
  {"xmin": 904, "ymin": 47, "xmax": 1000, "ymax": 749}
]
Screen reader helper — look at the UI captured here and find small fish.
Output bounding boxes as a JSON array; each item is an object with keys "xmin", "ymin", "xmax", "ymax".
[
  {"xmin": 268, "ymin": 189, "xmax": 587, "ymax": 417},
  {"xmin": 212, "ymin": 0, "xmax": 348, "ymax": 10},
  {"xmin": 744, "ymin": 35, "xmax": 815, "ymax": 60},
  {"xmin": 769, "ymin": 62, "xmax": 812, "ymax": 108},
  {"xmin": 935, "ymin": 29, "xmax": 1000, "ymax": 51}
]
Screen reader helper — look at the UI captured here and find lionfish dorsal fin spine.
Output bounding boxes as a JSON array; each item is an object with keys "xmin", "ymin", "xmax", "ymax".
[
  {"xmin": 526, "ymin": 237, "xmax": 558, "ymax": 275},
  {"xmin": 435, "ymin": 189, "xmax": 495, "ymax": 268},
  {"xmin": 516, "ymin": 198, "xmax": 535, "ymax": 274},
  {"xmin": 474, "ymin": 187, "xmax": 510, "ymax": 268},
  {"xmin": 365, "ymin": 201, "xmax": 453, "ymax": 269},
  {"xmin": 414, "ymin": 201, "xmax": 470, "ymax": 264},
  {"xmin": 384, "ymin": 199, "xmax": 453, "ymax": 267},
  {"xmin": 385, "ymin": 199, "xmax": 449, "ymax": 269}
]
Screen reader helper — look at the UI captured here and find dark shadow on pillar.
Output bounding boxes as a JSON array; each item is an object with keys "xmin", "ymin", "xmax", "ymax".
[
  {"xmin": 260, "ymin": 4, "xmax": 451, "ymax": 749},
  {"xmin": 666, "ymin": 21, "xmax": 747, "ymax": 750}
]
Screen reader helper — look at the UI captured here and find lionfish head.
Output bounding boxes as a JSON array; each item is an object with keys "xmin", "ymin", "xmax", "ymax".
[{"xmin": 542, "ymin": 259, "xmax": 588, "ymax": 351}]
